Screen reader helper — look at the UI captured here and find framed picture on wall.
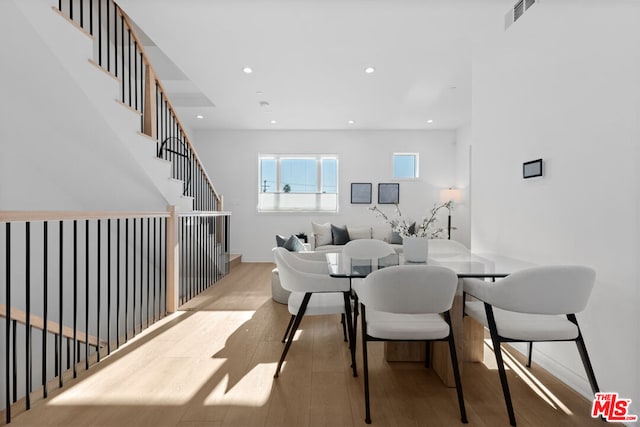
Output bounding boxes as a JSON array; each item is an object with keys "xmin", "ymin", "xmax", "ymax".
[
  {"xmin": 378, "ymin": 183, "xmax": 399, "ymax": 204},
  {"xmin": 351, "ymin": 183, "xmax": 372, "ymax": 204}
]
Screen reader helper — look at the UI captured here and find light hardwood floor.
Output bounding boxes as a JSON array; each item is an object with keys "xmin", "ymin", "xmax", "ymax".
[{"xmin": 9, "ymin": 262, "xmax": 611, "ymax": 427}]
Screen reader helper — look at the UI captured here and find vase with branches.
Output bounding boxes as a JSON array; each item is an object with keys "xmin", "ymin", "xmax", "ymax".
[{"xmin": 369, "ymin": 201, "xmax": 451, "ymax": 239}]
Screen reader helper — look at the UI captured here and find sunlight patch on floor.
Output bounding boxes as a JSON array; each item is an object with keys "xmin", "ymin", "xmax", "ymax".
[
  {"xmin": 483, "ymin": 339, "xmax": 574, "ymax": 415},
  {"xmin": 204, "ymin": 363, "xmax": 278, "ymax": 407},
  {"xmin": 47, "ymin": 310, "xmax": 260, "ymax": 407}
]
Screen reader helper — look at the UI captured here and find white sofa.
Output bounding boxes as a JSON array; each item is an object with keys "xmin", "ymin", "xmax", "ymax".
[{"xmin": 308, "ymin": 223, "xmax": 403, "ymax": 253}]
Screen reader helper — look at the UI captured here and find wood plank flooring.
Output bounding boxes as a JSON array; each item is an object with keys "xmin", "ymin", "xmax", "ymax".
[{"xmin": 9, "ymin": 262, "xmax": 613, "ymax": 427}]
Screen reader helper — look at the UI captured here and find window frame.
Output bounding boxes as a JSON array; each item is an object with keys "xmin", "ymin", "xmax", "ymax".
[
  {"xmin": 392, "ymin": 152, "xmax": 420, "ymax": 180},
  {"xmin": 258, "ymin": 153, "xmax": 339, "ymax": 213}
]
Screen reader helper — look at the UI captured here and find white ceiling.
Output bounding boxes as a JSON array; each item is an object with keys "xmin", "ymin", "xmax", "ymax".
[{"xmin": 119, "ymin": 0, "xmax": 511, "ymax": 131}]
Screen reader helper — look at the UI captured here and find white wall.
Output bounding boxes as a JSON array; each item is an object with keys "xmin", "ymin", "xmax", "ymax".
[
  {"xmin": 454, "ymin": 122, "xmax": 472, "ymax": 248},
  {"xmin": 193, "ymin": 130, "xmax": 463, "ymax": 261},
  {"xmin": 471, "ymin": 0, "xmax": 640, "ymax": 407},
  {"xmin": 0, "ymin": 0, "xmax": 168, "ymax": 212}
]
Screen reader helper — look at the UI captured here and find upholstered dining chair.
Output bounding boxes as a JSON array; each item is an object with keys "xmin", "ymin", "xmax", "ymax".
[
  {"xmin": 272, "ymin": 247, "xmax": 354, "ymax": 377},
  {"xmin": 342, "ymin": 239, "xmax": 396, "ymax": 373},
  {"xmin": 463, "ymin": 265, "xmax": 599, "ymax": 426},
  {"xmin": 355, "ymin": 265, "xmax": 468, "ymax": 424}
]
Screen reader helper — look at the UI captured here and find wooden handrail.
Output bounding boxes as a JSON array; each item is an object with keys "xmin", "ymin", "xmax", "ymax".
[
  {"xmin": 0, "ymin": 211, "xmax": 170, "ymax": 223},
  {"xmin": 117, "ymin": 8, "xmax": 222, "ymax": 208},
  {"xmin": 0, "ymin": 304, "xmax": 105, "ymax": 348}
]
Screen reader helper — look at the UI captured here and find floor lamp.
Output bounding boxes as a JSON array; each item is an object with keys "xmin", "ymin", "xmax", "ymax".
[{"xmin": 439, "ymin": 188, "xmax": 462, "ymax": 240}]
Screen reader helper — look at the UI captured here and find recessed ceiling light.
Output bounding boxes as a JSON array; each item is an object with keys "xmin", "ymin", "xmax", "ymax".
[
  {"xmin": 348, "ymin": 120, "xmax": 355, "ymax": 125},
  {"xmin": 270, "ymin": 120, "xmax": 277, "ymax": 124},
  {"xmin": 243, "ymin": 67, "xmax": 253, "ymax": 74},
  {"xmin": 256, "ymin": 90, "xmax": 263, "ymax": 95},
  {"xmin": 364, "ymin": 67, "xmax": 375, "ymax": 74},
  {"xmin": 427, "ymin": 119, "xmax": 434, "ymax": 124},
  {"xmin": 196, "ymin": 114, "xmax": 204, "ymax": 119}
]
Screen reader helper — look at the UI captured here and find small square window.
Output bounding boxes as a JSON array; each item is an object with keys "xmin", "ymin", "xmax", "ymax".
[{"xmin": 393, "ymin": 153, "xmax": 418, "ymax": 179}]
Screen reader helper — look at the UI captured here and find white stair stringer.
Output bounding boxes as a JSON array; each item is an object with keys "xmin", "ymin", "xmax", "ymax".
[{"xmin": 13, "ymin": 0, "xmax": 194, "ymax": 212}]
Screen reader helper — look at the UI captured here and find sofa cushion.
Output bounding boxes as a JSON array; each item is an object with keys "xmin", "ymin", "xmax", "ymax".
[
  {"xmin": 276, "ymin": 234, "xmax": 305, "ymax": 252},
  {"xmin": 312, "ymin": 222, "xmax": 333, "ymax": 246},
  {"xmin": 331, "ymin": 224, "xmax": 351, "ymax": 245},
  {"xmin": 348, "ymin": 226, "xmax": 372, "ymax": 240}
]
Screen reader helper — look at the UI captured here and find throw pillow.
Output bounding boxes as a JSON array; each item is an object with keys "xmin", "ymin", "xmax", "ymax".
[
  {"xmin": 347, "ymin": 226, "xmax": 372, "ymax": 240},
  {"xmin": 331, "ymin": 224, "xmax": 351, "ymax": 245},
  {"xmin": 389, "ymin": 231, "xmax": 403, "ymax": 244},
  {"xmin": 312, "ymin": 222, "xmax": 332, "ymax": 246},
  {"xmin": 275, "ymin": 234, "xmax": 288, "ymax": 247},
  {"xmin": 388, "ymin": 222, "xmax": 416, "ymax": 244},
  {"xmin": 283, "ymin": 234, "xmax": 305, "ymax": 252}
]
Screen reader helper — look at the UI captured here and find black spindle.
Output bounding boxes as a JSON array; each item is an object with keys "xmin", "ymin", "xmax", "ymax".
[
  {"xmin": 5, "ymin": 223, "xmax": 11, "ymax": 423},
  {"xmin": 85, "ymin": 220, "xmax": 90, "ymax": 370},
  {"xmin": 43, "ymin": 221, "xmax": 48, "ymax": 398},
  {"xmin": 58, "ymin": 221, "xmax": 63, "ymax": 388},
  {"xmin": 26, "ymin": 222, "xmax": 32, "ymax": 409}
]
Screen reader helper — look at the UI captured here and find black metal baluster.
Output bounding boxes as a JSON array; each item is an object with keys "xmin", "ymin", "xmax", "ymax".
[
  {"xmin": 153, "ymin": 217, "xmax": 156, "ymax": 322},
  {"xmin": 54, "ymin": 335, "xmax": 59, "ymax": 378},
  {"xmin": 85, "ymin": 220, "xmax": 90, "ymax": 370},
  {"xmin": 5, "ymin": 223, "xmax": 11, "ymax": 423},
  {"xmin": 134, "ymin": 43, "xmax": 138, "ymax": 111},
  {"xmin": 106, "ymin": 0, "xmax": 110, "ymax": 72},
  {"xmin": 97, "ymin": 0, "xmax": 101, "ymax": 66},
  {"xmin": 12, "ymin": 320, "xmax": 17, "ymax": 403},
  {"xmin": 121, "ymin": 13, "xmax": 125, "ymax": 102},
  {"xmin": 59, "ymin": 221, "xmax": 63, "ymax": 388},
  {"xmin": 140, "ymin": 218, "xmax": 144, "ymax": 329},
  {"xmin": 132, "ymin": 218, "xmax": 136, "ymax": 337},
  {"xmin": 125, "ymin": 218, "xmax": 129, "ymax": 342},
  {"xmin": 107, "ymin": 219, "xmax": 111, "ymax": 355},
  {"xmin": 146, "ymin": 218, "xmax": 150, "ymax": 327},
  {"xmin": 79, "ymin": 0, "xmax": 83, "ymax": 29},
  {"xmin": 140, "ymin": 52, "xmax": 145, "ymax": 131},
  {"xmin": 43, "ymin": 221, "xmax": 48, "ymax": 398},
  {"xmin": 69, "ymin": 0, "xmax": 73, "ymax": 21},
  {"xmin": 26, "ymin": 222, "xmax": 31, "ymax": 409},
  {"xmin": 128, "ymin": 28, "xmax": 132, "ymax": 107},
  {"xmin": 74, "ymin": 221, "xmax": 80, "ymax": 377},
  {"xmin": 116, "ymin": 219, "xmax": 121, "ymax": 348},
  {"xmin": 89, "ymin": 0, "xmax": 93, "ymax": 35},
  {"xmin": 114, "ymin": 5, "xmax": 118, "ymax": 78},
  {"xmin": 97, "ymin": 219, "xmax": 101, "ymax": 363}
]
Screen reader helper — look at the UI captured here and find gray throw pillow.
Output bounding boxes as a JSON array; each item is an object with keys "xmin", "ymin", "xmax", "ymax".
[
  {"xmin": 331, "ymin": 224, "xmax": 351, "ymax": 245},
  {"xmin": 275, "ymin": 234, "xmax": 288, "ymax": 247},
  {"xmin": 283, "ymin": 235, "xmax": 305, "ymax": 252}
]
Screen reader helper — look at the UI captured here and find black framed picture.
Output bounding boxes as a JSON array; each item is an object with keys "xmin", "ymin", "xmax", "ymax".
[
  {"xmin": 378, "ymin": 183, "xmax": 399, "ymax": 204},
  {"xmin": 351, "ymin": 183, "xmax": 372, "ymax": 204},
  {"xmin": 523, "ymin": 159, "xmax": 543, "ymax": 179}
]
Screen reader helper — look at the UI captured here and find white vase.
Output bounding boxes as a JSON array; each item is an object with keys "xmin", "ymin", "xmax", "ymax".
[{"xmin": 403, "ymin": 236, "xmax": 429, "ymax": 263}]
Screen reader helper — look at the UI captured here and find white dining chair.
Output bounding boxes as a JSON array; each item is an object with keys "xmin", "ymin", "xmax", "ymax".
[
  {"xmin": 272, "ymin": 247, "xmax": 355, "ymax": 377},
  {"xmin": 342, "ymin": 239, "xmax": 396, "ymax": 374},
  {"xmin": 355, "ymin": 265, "xmax": 468, "ymax": 424},
  {"xmin": 463, "ymin": 265, "xmax": 599, "ymax": 426}
]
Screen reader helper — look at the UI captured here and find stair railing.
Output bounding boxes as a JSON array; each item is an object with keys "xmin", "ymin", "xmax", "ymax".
[
  {"xmin": 54, "ymin": 0, "xmax": 221, "ymax": 211},
  {"xmin": 0, "ymin": 208, "xmax": 230, "ymax": 423}
]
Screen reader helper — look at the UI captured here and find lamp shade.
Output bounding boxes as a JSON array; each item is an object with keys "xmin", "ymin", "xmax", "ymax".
[{"xmin": 440, "ymin": 188, "xmax": 462, "ymax": 203}]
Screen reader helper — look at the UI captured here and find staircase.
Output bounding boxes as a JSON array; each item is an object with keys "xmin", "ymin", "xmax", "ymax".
[{"xmin": 11, "ymin": 0, "xmax": 218, "ymax": 212}]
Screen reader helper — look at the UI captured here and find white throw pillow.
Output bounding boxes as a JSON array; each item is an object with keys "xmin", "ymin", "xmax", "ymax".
[
  {"xmin": 347, "ymin": 226, "xmax": 372, "ymax": 240},
  {"xmin": 312, "ymin": 222, "xmax": 332, "ymax": 246}
]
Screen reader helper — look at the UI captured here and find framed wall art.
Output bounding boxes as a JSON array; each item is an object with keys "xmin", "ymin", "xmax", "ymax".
[
  {"xmin": 378, "ymin": 183, "xmax": 399, "ymax": 204},
  {"xmin": 351, "ymin": 183, "xmax": 372, "ymax": 204}
]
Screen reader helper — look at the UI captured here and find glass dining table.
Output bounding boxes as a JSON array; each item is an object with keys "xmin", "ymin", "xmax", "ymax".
[{"xmin": 325, "ymin": 250, "xmax": 534, "ymax": 387}]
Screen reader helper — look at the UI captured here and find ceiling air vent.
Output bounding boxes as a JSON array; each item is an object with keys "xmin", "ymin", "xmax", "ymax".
[{"xmin": 505, "ymin": 0, "xmax": 537, "ymax": 30}]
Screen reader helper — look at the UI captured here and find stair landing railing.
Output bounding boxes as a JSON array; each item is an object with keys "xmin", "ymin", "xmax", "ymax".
[
  {"xmin": 0, "ymin": 208, "xmax": 230, "ymax": 424},
  {"xmin": 55, "ymin": 0, "xmax": 221, "ymax": 211}
]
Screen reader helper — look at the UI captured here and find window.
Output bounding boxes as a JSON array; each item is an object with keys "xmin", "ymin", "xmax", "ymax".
[
  {"xmin": 393, "ymin": 153, "xmax": 419, "ymax": 179},
  {"xmin": 258, "ymin": 154, "xmax": 339, "ymax": 212}
]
